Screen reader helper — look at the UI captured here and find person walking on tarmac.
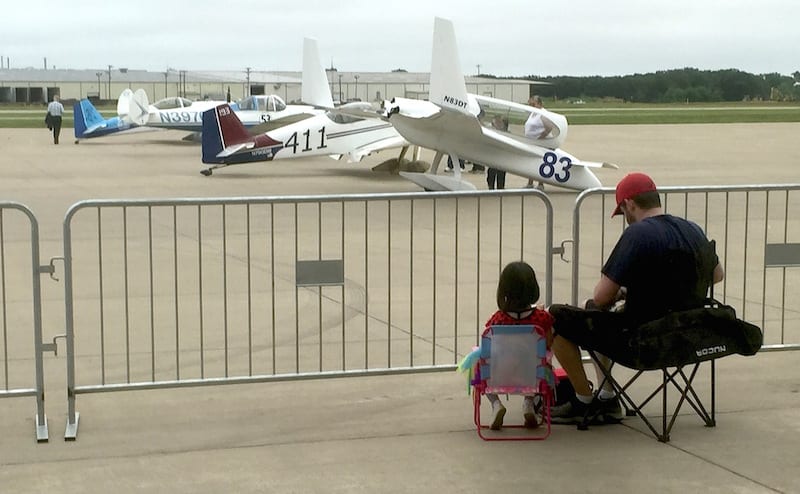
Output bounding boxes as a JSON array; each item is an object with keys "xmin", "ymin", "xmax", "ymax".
[{"xmin": 46, "ymin": 94, "xmax": 65, "ymax": 144}]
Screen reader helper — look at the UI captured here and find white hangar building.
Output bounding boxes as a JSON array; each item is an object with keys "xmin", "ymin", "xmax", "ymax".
[{"xmin": 0, "ymin": 67, "xmax": 544, "ymax": 106}]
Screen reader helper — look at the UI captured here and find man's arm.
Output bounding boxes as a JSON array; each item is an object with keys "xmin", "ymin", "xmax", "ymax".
[
  {"xmin": 712, "ymin": 262, "xmax": 724, "ymax": 284},
  {"xmin": 538, "ymin": 115, "xmax": 555, "ymax": 139},
  {"xmin": 593, "ymin": 274, "xmax": 621, "ymax": 310}
]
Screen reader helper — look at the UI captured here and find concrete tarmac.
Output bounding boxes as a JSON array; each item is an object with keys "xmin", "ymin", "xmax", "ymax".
[{"xmin": 1, "ymin": 124, "xmax": 799, "ymax": 493}]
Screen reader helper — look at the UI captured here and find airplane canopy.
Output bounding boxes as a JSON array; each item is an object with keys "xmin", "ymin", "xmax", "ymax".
[
  {"xmin": 474, "ymin": 95, "xmax": 565, "ymax": 147},
  {"xmin": 153, "ymin": 97, "xmax": 195, "ymax": 109},
  {"xmin": 236, "ymin": 95, "xmax": 287, "ymax": 112}
]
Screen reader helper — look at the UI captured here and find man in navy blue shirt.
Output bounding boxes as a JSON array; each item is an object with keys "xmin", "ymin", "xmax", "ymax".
[{"xmin": 549, "ymin": 172, "xmax": 724, "ymax": 423}]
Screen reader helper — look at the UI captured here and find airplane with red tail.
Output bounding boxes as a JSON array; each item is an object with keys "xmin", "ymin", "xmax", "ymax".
[{"xmin": 199, "ymin": 38, "xmax": 409, "ymax": 176}]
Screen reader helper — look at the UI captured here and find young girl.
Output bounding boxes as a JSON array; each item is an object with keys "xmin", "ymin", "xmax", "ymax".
[{"xmin": 483, "ymin": 261, "xmax": 554, "ymax": 429}]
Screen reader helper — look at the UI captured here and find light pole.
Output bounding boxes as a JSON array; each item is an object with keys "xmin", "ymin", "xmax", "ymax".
[
  {"xmin": 95, "ymin": 72, "xmax": 103, "ymax": 98},
  {"xmin": 180, "ymin": 70, "xmax": 188, "ymax": 98},
  {"xmin": 106, "ymin": 64, "xmax": 113, "ymax": 100},
  {"xmin": 337, "ymin": 74, "xmax": 343, "ymax": 103},
  {"xmin": 245, "ymin": 67, "xmax": 251, "ymax": 97},
  {"xmin": 354, "ymin": 74, "xmax": 359, "ymax": 101},
  {"xmin": 108, "ymin": 65, "xmax": 114, "ymax": 99},
  {"xmin": 163, "ymin": 71, "xmax": 169, "ymax": 98}
]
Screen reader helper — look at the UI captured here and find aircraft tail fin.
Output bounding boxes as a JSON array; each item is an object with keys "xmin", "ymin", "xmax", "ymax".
[
  {"xmin": 202, "ymin": 104, "xmax": 251, "ymax": 163},
  {"xmin": 429, "ymin": 17, "xmax": 473, "ymax": 116},
  {"xmin": 116, "ymin": 88, "xmax": 134, "ymax": 120},
  {"xmin": 123, "ymin": 88, "xmax": 150, "ymax": 125},
  {"xmin": 73, "ymin": 98, "xmax": 107, "ymax": 138},
  {"xmin": 73, "ymin": 100, "xmax": 89, "ymax": 138},
  {"xmin": 301, "ymin": 37, "xmax": 334, "ymax": 108}
]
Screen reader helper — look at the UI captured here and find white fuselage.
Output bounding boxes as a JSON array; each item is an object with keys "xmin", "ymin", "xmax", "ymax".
[
  {"xmin": 262, "ymin": 111, "xmax": 401, "ymax": 162},
  {"xmin": 147, "ymin": 105, "xmax": 316, "ymax": 132},
  {"xmin": 387, "ymin": 105, "xmax": 601, "ymax": 190}
]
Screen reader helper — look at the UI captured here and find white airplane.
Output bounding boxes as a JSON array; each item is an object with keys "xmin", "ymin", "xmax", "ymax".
[
  {"xmin": 120, "ymin": 91, "xmax": 221, "ymax": 131},
  {"xmin": 119, "ymin": 90, "xmax": 318, "ymax": 135},
  {"xmin": 199, "ymin": 38, "xmax": 412, "ymax": 176},
  {"xmin": 383, "ymin": 17, "xmax": 617, "ymax": 191}
]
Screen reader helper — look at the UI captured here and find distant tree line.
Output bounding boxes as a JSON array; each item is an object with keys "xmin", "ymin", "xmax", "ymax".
[{"xmin": 499, "ymin": 68, "xmax": 800, "ymax": 103}]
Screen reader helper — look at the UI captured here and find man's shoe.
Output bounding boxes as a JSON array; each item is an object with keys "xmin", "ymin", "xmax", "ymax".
[
  {"xmin": 522, "ymin": 396, "xmax": 541, "ymax": 428},
  {"xmin": 489, "ymin": 400, "xmax": 506, "ymax": 430},
  {"xmin": 552, "ymin": 396, "xmax": 623, "ymax": 425},
  {"xmin": 550, "ymin": 399, "xmax": 589, "ymax": 424},
  {"xmin": 597, "ymin": 396, "xmax": 623, "ymax": 423}
]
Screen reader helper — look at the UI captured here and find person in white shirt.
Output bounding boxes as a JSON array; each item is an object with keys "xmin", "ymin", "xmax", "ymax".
[
  {"xmin": 523, "ymin": 96, "xmax": 555, "ymax": 188},
  {"xmin": 523, "ymin": 95, "xmax": 555, "ymax": 140},
  {"xmin": 46, "ymin": 94, "xmax": 65, "ymax": 144}
]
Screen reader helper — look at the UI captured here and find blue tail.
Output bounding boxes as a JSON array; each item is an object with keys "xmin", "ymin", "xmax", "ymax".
[
  {"xmin": 201, "ymin": 107, "xmax": 225, "ymax": 163},
  {"xmin": 73, "ymin": 100, "xmax": 91, "ymax": 138},
  {"xmin": 74, "ymin": 98, "xmax": 133, "ymax": 139}
]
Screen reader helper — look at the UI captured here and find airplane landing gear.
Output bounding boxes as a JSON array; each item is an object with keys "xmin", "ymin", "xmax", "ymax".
[{"xmin": 200, "ymin": 169, "xmax": 213, "ymax": 176}]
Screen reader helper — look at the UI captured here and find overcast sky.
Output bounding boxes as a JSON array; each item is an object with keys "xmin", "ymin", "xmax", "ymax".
[{"xmin": 3, "ymin": 0, "xmax": 798, "ymax": 77}]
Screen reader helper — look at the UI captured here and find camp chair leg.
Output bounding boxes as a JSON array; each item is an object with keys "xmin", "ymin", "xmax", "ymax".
[
  {"xmin": 709, "ymin": 360, "xmax": 717, "ymax": 427},
  {"xmin": 660, "ymin": 371, "xmax": 670, "ymax": 442},
  {"xmin": 584, "ymin": 351, "xmax": 718, "ymax": 442},
  {"xmin": 473, "ymin": 392, "xmax": 553, "ymax": 441}
]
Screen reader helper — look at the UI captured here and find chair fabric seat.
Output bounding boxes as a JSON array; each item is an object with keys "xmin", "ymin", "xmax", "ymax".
[{"xmin": 611, "ymin": 302, "xmax": 763, "ymax": 370}]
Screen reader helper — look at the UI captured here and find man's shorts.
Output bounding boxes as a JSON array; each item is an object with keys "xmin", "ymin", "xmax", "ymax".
[{"xmin": 549, "ymin": 303, "xmax": 635, "ymax": 359}]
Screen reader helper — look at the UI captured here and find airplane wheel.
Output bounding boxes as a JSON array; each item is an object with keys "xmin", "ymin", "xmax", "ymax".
[
  {"xmin": 200, "ymin": 169, "xmax": 213, "ymax": 176},
  {"xmin": 74, "ymin": 140, "xmax": 79, "ymax": 144}
]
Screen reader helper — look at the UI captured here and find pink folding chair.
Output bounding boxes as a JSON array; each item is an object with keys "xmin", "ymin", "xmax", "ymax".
[{"xmin": 470, "ymin": 324, "xmax": 555, "ymax": 440}]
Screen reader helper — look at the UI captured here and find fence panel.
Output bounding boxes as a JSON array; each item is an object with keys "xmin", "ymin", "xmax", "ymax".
[
  {"xmin": 62, "ymin": 190, "xmax": 554, "ymax": 439},
  {"xmin": 0, "ymin": 201, "xmax": 49, "ymax": 441}
]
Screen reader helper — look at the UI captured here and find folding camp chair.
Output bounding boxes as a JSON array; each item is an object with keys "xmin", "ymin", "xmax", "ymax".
[
  {"xmin": 576, "ymin": 257, "xmax": 762, "ymax": 442},
  {"xmin": 471, "ymin": 324, "xmax": 555, "ymax": 441}
]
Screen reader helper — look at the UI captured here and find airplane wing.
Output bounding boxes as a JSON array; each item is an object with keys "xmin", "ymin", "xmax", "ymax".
[
  {"xmin": 330, "ymin": 101, "xmax": 387, "ymax": 120},
  {"xmin": 344, "ymin": 134, "xmax": 409, "ymax": 162},
  {"xmin": 246, "ymin": 112, "xmax": 317, "ymax": 135}
]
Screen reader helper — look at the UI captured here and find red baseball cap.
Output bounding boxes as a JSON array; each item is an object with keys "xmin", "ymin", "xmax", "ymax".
[{"xmin": 612, "ymin": 172, "xmax": 657, "ymax": 217}]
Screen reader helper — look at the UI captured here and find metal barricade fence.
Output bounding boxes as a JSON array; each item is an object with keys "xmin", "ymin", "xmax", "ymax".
[
  {"xmin": 0, "ymin": 201, "xmax": 50, "ymax": 441},
  {"xmin": 573, "ymin": 185, "xmax": 800, "ymax": 352},
  {"xmin": 62, "ymin": 190, "xmax": 554, "ymax": 439}
]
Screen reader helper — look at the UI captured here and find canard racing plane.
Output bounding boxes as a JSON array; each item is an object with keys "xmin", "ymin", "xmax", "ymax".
[
  {"xmin": 383, "ymin": 17, "xmax": 617, "ymax": 191},
  {"xmin": 199, "ymin": 38, "xmax": 410, "ymax": 176}
]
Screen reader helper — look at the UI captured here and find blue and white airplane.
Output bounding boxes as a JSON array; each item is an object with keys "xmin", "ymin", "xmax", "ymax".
[{"xmin": 73, "ymin": 88, "xmax": 144, "ymax": 142}]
